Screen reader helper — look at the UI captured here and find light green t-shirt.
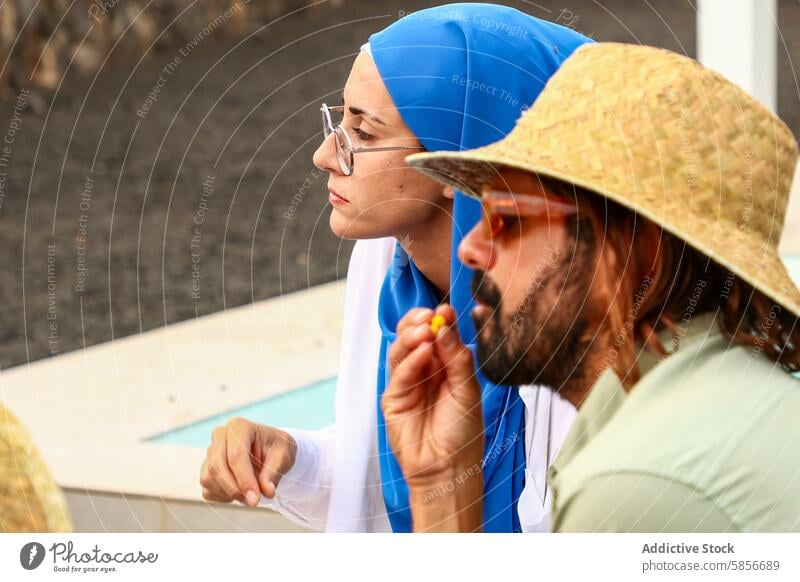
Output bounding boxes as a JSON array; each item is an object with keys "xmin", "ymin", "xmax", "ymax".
[{"xmin": 548, "ymin": 313, "xmax": 800, "ymax": 532}]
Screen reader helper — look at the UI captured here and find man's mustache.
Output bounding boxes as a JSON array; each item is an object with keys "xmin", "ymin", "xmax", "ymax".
[{"xmin": 471, "ymin": 270, "xmax": 502, "ymax": 309}]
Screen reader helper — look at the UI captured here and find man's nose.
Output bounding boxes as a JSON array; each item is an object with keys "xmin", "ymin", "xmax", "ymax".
[
  {"xmin": 458, "ymin": 222, "xmax": 495, "ymax": 272},
  {"xmin": 312, "ymin": 132, "xmax": 341, "ymax": 175}
]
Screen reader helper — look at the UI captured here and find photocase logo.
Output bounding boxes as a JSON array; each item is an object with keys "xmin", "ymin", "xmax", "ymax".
[{"xmin": 20, "ymin": 542, "xmax": 46, "ymax": 570}]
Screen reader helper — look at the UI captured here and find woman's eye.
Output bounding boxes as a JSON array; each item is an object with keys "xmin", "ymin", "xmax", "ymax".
[
  {"xmin": 498, "ymin": 214, "xmax": 520, "ymax": 231},
  {"xmin": 353, "ymin": 127, "xmax": 373, "ymax": 141}
]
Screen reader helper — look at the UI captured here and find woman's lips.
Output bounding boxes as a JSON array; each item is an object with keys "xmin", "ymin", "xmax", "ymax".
[{"xmin": 328, "ymin": 189, "xmax": 349, "ymax": 205}]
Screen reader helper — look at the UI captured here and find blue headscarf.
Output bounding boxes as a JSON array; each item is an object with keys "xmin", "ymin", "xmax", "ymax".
[{"xmin": 371, "ymin": 3, "xmax": 591, "ymax": 532}]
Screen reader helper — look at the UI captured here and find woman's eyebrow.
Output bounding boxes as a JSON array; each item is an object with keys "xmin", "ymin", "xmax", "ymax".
[
  {"xmin": 348, "ymin": 106, "xmax": 386, "ymax": 126},
  {"xmin": 340, "ymin": 93, "xmax": 387, "ymax": 125}
]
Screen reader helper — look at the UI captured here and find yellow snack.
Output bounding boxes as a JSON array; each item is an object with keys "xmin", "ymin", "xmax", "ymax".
[{"xmin": 430, "ymin": 314, "xmax": 447, "ymax": 335}]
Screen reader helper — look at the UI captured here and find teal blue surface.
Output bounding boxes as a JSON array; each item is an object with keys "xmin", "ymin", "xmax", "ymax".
[
  {"xmin": 151, "ymin": 257, "xmax": 800, "ymax": 449},
  {"xmin": 147, "ymin": 377, "xmax": 337, "ymax": 447}
]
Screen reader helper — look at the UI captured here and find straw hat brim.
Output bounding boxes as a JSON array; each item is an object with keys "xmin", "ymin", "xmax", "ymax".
[{"xmin": 406, "ymin": 148, "xmax": 800, "ymax": 319}]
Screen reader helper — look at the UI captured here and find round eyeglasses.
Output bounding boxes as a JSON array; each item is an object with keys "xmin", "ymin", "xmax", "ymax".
[{"xmin": 320, "ymin": 103, "xmax": 425, "ymax": 176}]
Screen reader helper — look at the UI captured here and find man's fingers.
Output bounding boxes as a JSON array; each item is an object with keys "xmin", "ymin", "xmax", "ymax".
[
  {"xmin": 428, "ymin": 353, "xmax": 447, "ymax": 388},
  {"xmin": 433, "ymin": 304, "xmax": 457, "ymax": 327},
  {"xmin": 226, "ymin": 419, "xmax": 261, "ymax": 507},
  {"xmin": 433, "ymin": 322, "xmax": 482, "ymax": 411},
  {"xmin": 384, "ymin": 341, "xmax": 434, "ymax": 414},
  {"xmin": 389, "ymin": 305, "xmax": 453, "ymax": 371},
  {"xmin": 434, "ymin": 319, "xmax": 478, "ymax": 390},
  {"xmin": 389, "ymin": 322, "xmax": 435, "ymax": 372},
  {"xmin": 394, "ymin": 342, "xmax": 435, "ymax": 386},
  {"xmin": 396, "ymin": 307, "xmax": 434, "ymax": 334}
]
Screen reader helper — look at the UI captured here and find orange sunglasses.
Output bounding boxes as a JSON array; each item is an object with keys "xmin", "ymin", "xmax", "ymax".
[{"xmin": 480, "ymin": 189, "xmax": 580, "ymax": 238}]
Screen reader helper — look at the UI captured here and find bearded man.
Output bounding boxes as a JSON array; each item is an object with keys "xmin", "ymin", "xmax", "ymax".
[{"xmin": 382, "ymin": 43, "xmax": 800, "ymax": 532}]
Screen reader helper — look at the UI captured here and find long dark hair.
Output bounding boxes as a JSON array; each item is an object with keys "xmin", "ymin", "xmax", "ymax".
[{"xmin": 545, "ymin": 177, "xmax": 800, "ymax": 388}]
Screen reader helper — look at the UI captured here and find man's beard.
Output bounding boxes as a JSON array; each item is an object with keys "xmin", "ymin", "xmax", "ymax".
[{"xmin": 470, "ymin": 227, "xmax": 596, "ymax": 392}]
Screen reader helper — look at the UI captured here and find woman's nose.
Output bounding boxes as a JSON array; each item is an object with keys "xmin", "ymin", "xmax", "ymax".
[
  {"xmin": 458, "ymin": 222, "xmax": 495, "ymax": 272},
  {"xmin": 313, "ymin": 132, "xmax": 341, "ymax": 175}
]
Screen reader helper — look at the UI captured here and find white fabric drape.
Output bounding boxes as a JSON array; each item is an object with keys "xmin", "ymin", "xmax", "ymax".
[
  {"xmin": 268, "ymin": 237, "xmax": 394, "ymax": 531},
  {"xmin": 266, "ymin": 237, "xmax": 577, "ymax": 532}
]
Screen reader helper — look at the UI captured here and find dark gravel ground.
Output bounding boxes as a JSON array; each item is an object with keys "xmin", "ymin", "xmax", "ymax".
[{"xmin": 0, "ymin": 0, "xmax": 798, "ymax": 370}]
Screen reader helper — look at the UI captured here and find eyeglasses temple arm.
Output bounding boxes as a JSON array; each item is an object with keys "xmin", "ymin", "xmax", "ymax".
[{"xmin": 351, "ymin": 146, "xmax": 426, "ymax": 153}]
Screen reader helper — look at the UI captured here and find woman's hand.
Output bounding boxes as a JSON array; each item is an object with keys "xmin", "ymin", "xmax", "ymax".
[
  {"xmin": 382, "ymin": 304, "xmax": 485, "ymax": 531},
  {"xmin": 200, "ymin": 419, "xmax": 297, "ymax": 507}
]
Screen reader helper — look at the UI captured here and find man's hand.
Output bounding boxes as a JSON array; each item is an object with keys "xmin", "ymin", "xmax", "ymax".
[
  {"xmin": 382, "ymin": 304, "xmax": 485, "ymax": 531},
  {"xmin": 200, "ymin": 419, "xmax": 297, "ymax": 507}
]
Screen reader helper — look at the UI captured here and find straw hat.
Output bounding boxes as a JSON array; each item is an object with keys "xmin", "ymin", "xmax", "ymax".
[{"xmin": 406, "ymin": 43, "xmax": 800, "ymax": 318}]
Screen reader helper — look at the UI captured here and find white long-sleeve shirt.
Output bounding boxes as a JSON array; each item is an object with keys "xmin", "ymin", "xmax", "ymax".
[{"xmin": 266, "ymin": 238, "xmax": 577, "ymax": 532}]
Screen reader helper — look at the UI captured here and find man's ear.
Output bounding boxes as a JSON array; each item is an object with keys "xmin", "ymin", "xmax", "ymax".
[{"xmin": 442, "ymin": 186, "xmax": 455, "ymax": 200}]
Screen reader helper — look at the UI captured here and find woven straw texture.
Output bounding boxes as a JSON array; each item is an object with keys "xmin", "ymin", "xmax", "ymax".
[
  {"xmin": 407, "ymin": 43, "xmax": 800, "ymax": 318},
  {"xmin": 1, "ymin": 402, "xmax": 72, "ymax": 532}
]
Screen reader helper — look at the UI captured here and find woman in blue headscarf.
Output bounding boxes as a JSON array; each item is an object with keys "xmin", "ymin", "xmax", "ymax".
[{"xmin": 200, "ymin": 3, "xmax": 591, "ymax": 532}]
